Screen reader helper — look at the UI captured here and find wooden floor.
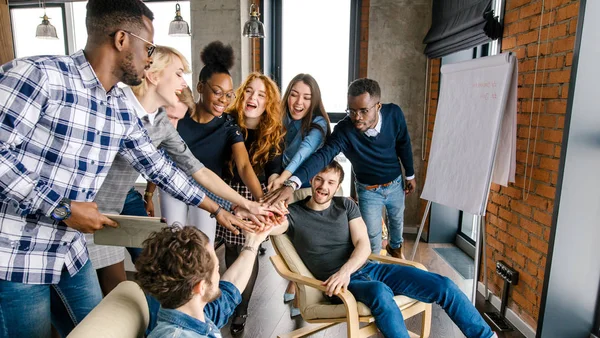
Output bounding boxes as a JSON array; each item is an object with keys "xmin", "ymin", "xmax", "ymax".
[{"xmin": 216, "ymin": 234, "xmax": 526, "ymax": 338}]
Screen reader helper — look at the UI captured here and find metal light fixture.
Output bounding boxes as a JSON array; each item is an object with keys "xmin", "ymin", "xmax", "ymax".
[
  {"xmin": 243, "ymin": 3, "xmax": 265, "ymax": 38},
  {"xmin": 36, "ymin": 2, "xmax": 58, "ymax": 40},
  {"xmin": 168, "ymin": 3, "xmax": 190, "ymax": 37}
]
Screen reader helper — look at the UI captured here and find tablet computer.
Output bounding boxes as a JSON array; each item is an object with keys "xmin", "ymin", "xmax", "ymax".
[{"xmin": 94, "ymin": 214, "xmax": 165, "ymax": 248}]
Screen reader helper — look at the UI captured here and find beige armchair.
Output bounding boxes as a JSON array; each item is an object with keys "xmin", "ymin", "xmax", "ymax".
[
  {"xmin": 68, "ymin": 281, "xmax": 149, "ymax": 338},
  {"xmin": 270, "ymin": 234, "xmax": 431, "ymax": 338}
]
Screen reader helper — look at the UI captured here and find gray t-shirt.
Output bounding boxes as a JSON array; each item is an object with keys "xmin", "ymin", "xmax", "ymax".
[{"xmin": 286, "ymin": 197, "xmax": 361, "ymax": 281}]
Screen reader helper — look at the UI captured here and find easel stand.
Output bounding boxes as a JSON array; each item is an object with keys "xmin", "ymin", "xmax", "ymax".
[{"xmin": 410, "ymin": 201, "xmax": 489, "ymax": 306}]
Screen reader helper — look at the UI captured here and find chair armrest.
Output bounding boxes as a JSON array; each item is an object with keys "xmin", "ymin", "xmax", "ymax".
[{"xmin": 369, "ymin": 254, "xmax": 428, "ymax": 271}]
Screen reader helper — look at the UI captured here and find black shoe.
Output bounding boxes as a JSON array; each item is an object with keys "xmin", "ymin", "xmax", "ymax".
[
  {"xmin": 230, "ymin": 313, "xmax": 248, "ymax": 335},
  {"xmin": 258, "ymin": 244, "xmax": 266, "ymax": 256}
]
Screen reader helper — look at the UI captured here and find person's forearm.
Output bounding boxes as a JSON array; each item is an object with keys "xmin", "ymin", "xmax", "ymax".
[
  {"xmin": 221, "ymin": 235, "xmax": 261, "ymax": 292},
  {"xmin": 278, "ymin": 170, "xmax": 293, "ymax": 182},
  {"xmin": 198, "ymin": 196, "xmax": 220, "ymax": 214},
  {"xmin": 239, "ymin": 166, "xmax": 263, "ymax": 200},
  {"xmin": 145, "ymin": 181, "xmax": 156, "ymax": 194},
  {"xmin": 191, "ymin": 168, "xmax": 250, "ymax": 209},
  {"xmin": 339, "ymin": 238, "xmax": 371, "ymax": 275}
]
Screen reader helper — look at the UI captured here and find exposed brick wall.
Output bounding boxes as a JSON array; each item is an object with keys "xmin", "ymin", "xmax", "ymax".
[
  {"xmin": 422, "ymin": 0, "xmax": 579, "ymax": 329},
  {"xmin": 252, "ymin": 38, "xmax": 261, "ymax": 72},
  {"xmin": 359, "ymin": 0, "xmax": 370, "ymax": 78}
]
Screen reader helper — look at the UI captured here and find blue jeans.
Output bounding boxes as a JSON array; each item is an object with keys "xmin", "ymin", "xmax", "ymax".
[
  {"xmin": 355, "ymin": 175, "xmax": 405, "ymax": 253},
  {"xmin": 349, "ymin": 262, "xmax": 493, "ymax": 338},
  {"xmin": 121, "ymin": 187, "xmax": 148, "ymax": 264},
  {"xmin": 0, "ymin": 260, "xmax": 102, "ymax": 338}
]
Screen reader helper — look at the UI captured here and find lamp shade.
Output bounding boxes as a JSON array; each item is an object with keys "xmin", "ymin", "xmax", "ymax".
[
  {"xmin": 243, "ymin": 4, "xmax": 265, "ymax": 38},
  {"xmin": 169, "ymin": 3, "xmax": 190, "ymax": 37},
  {"xmin": 36, "ymin": 14, "xmax": 58, "ymax": 39}
]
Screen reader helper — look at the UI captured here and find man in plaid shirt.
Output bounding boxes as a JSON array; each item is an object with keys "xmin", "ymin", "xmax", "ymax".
[{"xmin": 0, "ymin": 1, "xmax": 252, "ymax": 336}]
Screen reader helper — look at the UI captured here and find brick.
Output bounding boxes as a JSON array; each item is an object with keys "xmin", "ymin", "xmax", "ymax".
[
  {"xmin": 565, "ymin": 52, "xmax": 573, "ymax": 66},
  {"xmin": 534, "ymin": 85, "xmax": 560, "ymax": 99},
  {"xmin": 524, "ymin": 194, "xmax": 549, "ymax": 211},
  {"xmin": 501, "ymin": 186, "xmax": 523, "ymax": 199},
  {"xmin": 533, "ymin": 209, "xmax": 553, "ymax": 226},
  {"xmin": 520, "ymin": 218, "xmax": 544, "ymax": 237},
  {"xmin": 508, "ymin": 20, "xmax": 534, "ymax": 36},
  {"xmin": 540, "ymin": 157, "xmax": 559, "ymax": 171},
  {"xmin": 527, "ymin": 42, "xmax": 552, "ymax": 57},
  {"xmin": 523, "ymin": 286, "xmax": 540, "ymax": 307},
  {"xmin": 525, "ymin": 260, "xmax": 539, "ymax": 277},
  {"xmin": 569, "ymin": 18, "xmax": 579, "ymax": 34},
  {"xmin": 511, "ymin": 200, "xmax": 533, "ymax": 217},
  {"xmin": 517, "ymin": 242, "xmax": 543, "ymax": 262},
  {"xmin": 554, "ymin": 145, "xmax": 562, "ymax": 158},
  {"xmin": 517, "ymin": 30, "xmax": 540, "ymax": 45},
  {"xmin": 507, "ymin": 0, "xmax": 533, "ymax": 10},
  {"xmin": 521, "ymin": 99, "xmax": 546, "ymax": 113},
  {"xmin": 556, "ymin": 3, "xmax": 580, "ymax": 22},
  {"xmin": 547, "ymin": 70, "xmax": 572, "ymax": 84},
  {"xmin": 538, "ymin": 115, "xmax": 558, "ymax": 128},
  {"xmin": 504, "ymin": 10, "xmax": 521, "ymax": 24},
  {"xmin": 487, "ymin": 235, "xmax": 505, "ymax": 252},
  {"xmin": 520, "ymin": 2, "xmax": 542, "ymax": 19},
  {"xmin": 487, "ymin": 203, "xmax": 499, "ymax": 215},
  {"xmin": 530, "ymin": 235, "xmax": 549, "ymax": 254},
  {"xmin": 503, "ymin": 36, "xmax": 517, "ymax": 50},
  {"xmin": 553, "ymin": 36, "xmax": 576, "ymax": 53},
  {"xmin": 561, "ymin": 84, "xmax": 570, "ymax": 98},
  {"xmin": 529, "ymin": 12, "xmax": 555, "ymax": 30},
  {"xmin": 506, "ymin": 249, "xmax": 526, "ymax": 268},
  {"xmin": 544, "ymin": 129, "xmax": 563, "ymax": 143},
  {"xmin": 491, "ymin": 183, "xmax": 501, "ymax": 192},
  {"xmin": 534, "ymin": 142, "xmax": 555, "ymax": 156},
  {"xmin": 540, "ymin": 23, "xmax": 569, "ymax": 40},
  {"xmin": 531, "ymin": 168, "xmax": 551, "ymax": 182},
  {"xmin": 547, "ymin": 100, "xmax": 567, "ymax": 114},
  {"xmin": 509, "ymin": 223, "xmax": 530, "ymax": 242},
  {"xmin": 536, "ymin": 183, "xmax": 556, "ymax": 199},
  {"xmin": 518, "ymin": 59, "xmax": 536, "ymax": 72},
  {"xmin": 499, "ymin": 207, "xmax": 516, "ymax": 223},
  {"xmin": 491, "ymin": 194, "xmax": 510, "ymax": 207},
  {"xmin": 544, "ymin": 0, "xmax": 573, "ymax": 11},
  {"xmin": 520, "ymin": 270, "xmax": 538, "ymax": 290}
]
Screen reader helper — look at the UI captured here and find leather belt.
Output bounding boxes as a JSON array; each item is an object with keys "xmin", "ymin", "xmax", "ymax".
[{"xmin": 364, "ymin": 180, "xmax": 394, "ymax": 191}]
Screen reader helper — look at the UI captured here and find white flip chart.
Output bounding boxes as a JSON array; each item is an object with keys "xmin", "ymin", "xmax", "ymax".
[{"xmin": 421, "ymin": 53, "xmax": 517, "ymax": 215}]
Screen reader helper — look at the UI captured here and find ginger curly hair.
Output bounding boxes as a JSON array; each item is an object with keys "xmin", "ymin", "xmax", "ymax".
[
  {"xmin": 135, "ymin": 226, "xmax": 215, "ymax": 309},
  {"xmin": 228, "ymin": 72, "xmax": 284, "ymax": 173}
]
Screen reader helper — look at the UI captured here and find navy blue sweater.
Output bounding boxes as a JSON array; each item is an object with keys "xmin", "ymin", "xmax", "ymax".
[{"xmin": 294, "ymin": 103, "xmax": 414, "ymax": 185}]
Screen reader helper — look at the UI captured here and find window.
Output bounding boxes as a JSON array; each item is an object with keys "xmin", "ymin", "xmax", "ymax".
[
  {"xmin": 10, "ymin": 5, "xmax": 67, "ymax": 58},
  {"xmin": 70, "ymin": 1, "xmax": 193, "ymax": 87}
]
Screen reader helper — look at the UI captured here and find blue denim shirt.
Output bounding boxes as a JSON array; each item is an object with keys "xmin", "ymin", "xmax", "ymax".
[
  {"xmin": 148, "ymin": 281, "xmax": 241, "ymax": 338},
  {"xmin": 283, "ymin": 114, "xmax": 328, "ymax": 185}
]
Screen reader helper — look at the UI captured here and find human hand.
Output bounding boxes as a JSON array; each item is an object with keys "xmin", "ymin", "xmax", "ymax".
[
  {"xmin": 322, "ymin": 268, "xmax": 351, "ymax": 297},
  {"xmin": 63, "ymin": 202, "xmax": 118, "ymax": 233},
  {"xmin": 405, "ymin": 179, "xmax": 417, "ymax": 195},
  {"xmin": 268, "ymin": 176, "xmax": 286, "ymax": 192},
  {"xmin": 215, "ymin": 209, "xmax": 256, "ymax": 235},
  {"xmin": 144, "ymin": 197, "xmax": 155, "ymax": 217},
  {"xmin": 262, "ymin": 186, "xmax": 294, "ymax": 205}
]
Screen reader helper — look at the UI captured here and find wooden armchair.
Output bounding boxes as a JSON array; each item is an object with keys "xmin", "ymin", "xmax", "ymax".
[{"xmin": 269, "ymin": 234, "xmax": 431, "ymax": 338}]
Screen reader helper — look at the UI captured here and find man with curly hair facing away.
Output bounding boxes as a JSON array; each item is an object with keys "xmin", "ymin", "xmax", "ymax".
[{"xmin": 135, "ymin": 225, "xmax": 274, "ymax": 338}]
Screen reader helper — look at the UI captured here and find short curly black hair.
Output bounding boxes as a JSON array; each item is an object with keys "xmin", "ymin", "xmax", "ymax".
[
  {"xmin": 86, "ymin": 0, "xmax": 154, "ymax": 38},
  {"xmin": 198, "ymin": 41, "xmax": 235, "ymax": 83},
  {"xmin": 348, "ymin": 78, "xmax": 381, "ymax": 99},
  {"xmin": 135, "ymin": 226, "xmax": 215, "ymax": 309}
]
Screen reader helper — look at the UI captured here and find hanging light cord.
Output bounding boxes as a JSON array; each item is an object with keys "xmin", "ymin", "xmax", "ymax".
[{"xmin": 523, "ymin": 0, "xmax": 554, "ymax": 200}]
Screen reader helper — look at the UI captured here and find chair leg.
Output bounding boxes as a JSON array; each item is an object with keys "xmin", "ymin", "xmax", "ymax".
[
  {"xmin": 277, "ymin": 322, "xmax": 337, "ymax": 338},
  {"xmin": 420, "ymin": 304, "xmax": 432, "ymax": 338},
  {"xmin": 347, "ymin": 318, "xmax": 361, "ymax": 338}
]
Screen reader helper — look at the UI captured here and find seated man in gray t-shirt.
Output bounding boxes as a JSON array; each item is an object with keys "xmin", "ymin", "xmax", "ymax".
[{"xmin": 270, "ymin": 162, "xmax": 496, "ymax": 338}]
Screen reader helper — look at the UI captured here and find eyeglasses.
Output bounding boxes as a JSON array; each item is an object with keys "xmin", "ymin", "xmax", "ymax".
[
  {"xmin": 204, "ymin": 82, "xmax": 236, "ymax": 101},
  {"xmin": 109, "ymin": 30, "xmax": 156, "ymax": 57},
  {"xmin": 345, "ymin": 102, "xmax": 379, "ymax": 118}
]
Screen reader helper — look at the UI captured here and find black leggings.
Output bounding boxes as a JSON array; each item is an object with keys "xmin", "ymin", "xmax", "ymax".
[{"xmin": 224, "ymin": 243, "xmax": 259, "ymax": 315}]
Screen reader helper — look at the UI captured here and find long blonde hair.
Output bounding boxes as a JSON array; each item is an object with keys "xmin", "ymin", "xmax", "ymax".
[
  {"xmin": 131, "ymin": 45, "xmax": 191, "ymax": 98},
  {"xmin": 228, "ymin": 72, "xmax": 284, "ymax": 173}
]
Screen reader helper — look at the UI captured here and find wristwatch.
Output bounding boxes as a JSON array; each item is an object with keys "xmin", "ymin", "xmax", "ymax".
[
  {"xmin": 282, "ymin": 179, "xmax": 298, "ymax": 190},
  {"xmin": 51, "ymin": 198, "xmax": 72, "ymax": 222}
]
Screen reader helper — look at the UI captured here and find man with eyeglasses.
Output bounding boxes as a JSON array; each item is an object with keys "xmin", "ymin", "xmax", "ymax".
[
  {"xmin": 265, "ymin": 78, "xmax": 415, "ymax": 259},
  {"xmin": 0, "ymin": 1, "xmax": 253, "ymax": 337}
]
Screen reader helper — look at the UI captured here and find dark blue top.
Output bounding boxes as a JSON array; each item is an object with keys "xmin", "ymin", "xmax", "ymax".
[
  {"xmin": 177, "ymin": 113, "xmax": 244, "ymax": 177},
  {"xmin": 148, "ymin": 281, "xmax": 241, "ymax": 338},
  {"xmin": 293, "ymin": 103, "xmax": 414, "ymax": 185}
]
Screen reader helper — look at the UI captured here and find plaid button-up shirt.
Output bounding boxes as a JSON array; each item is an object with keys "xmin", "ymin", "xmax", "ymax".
[{"xmin": 0, "ymin": 51, "xmax": 205, "ymax": 284}]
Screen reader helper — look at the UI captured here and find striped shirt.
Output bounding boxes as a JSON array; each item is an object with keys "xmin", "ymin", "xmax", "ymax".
[{"xmin": 0, "ymin": 50, "xmax": 205, "ymax": 284}]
